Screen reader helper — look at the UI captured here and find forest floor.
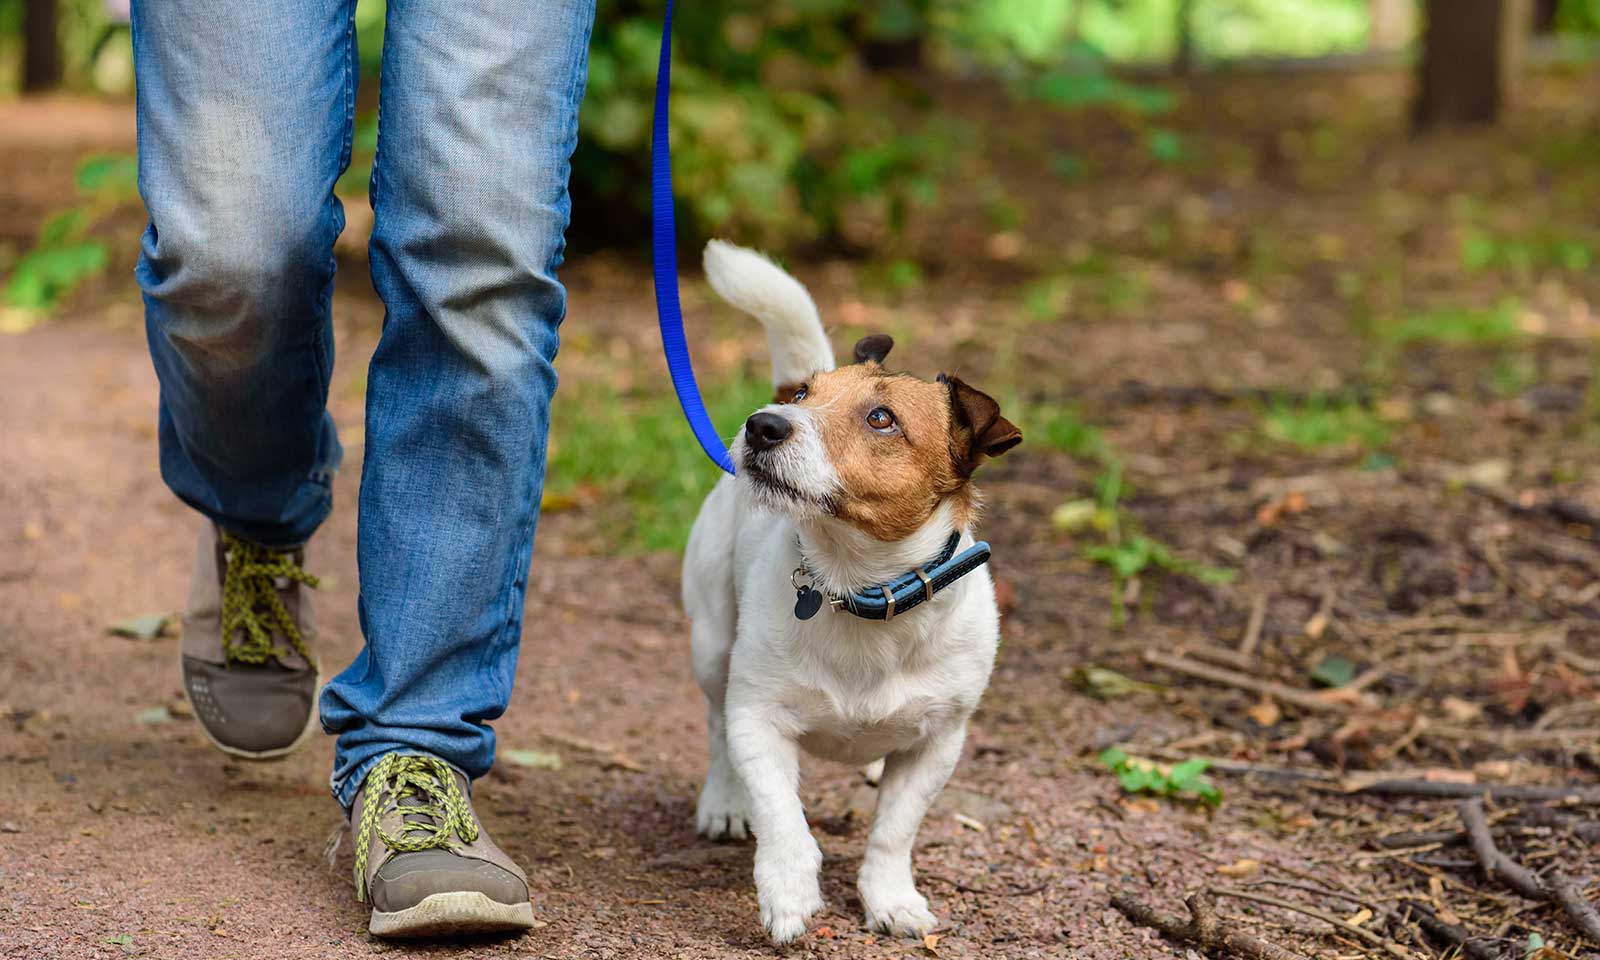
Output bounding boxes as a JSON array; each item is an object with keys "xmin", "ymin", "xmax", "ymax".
[{"xmin": 2, "ymin": 67, "xmax": 1600, "ymax": 960}]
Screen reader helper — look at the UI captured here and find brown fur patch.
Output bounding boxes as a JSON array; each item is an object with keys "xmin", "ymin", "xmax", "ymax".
[
  {"xmin": 789, "ymin": 365, "xmax": 990, "ymax": 541},
  {"xmin": 773, "ymin": 382, "xmax": 805, "ymax": 404}
]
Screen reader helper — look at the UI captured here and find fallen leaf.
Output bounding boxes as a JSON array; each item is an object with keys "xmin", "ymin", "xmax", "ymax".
[
  {"xmin": 540, "ymin": 490, "xmax": 581, "ymax": 514},
  {"xmin": 502, "ymin": 749, "xmax": 563, "ymax": 771},
  {"xmin": 1310, "ymin": 655, "xmax": 1357, "ymax": 688},
  {"xmin": 815, "ymin": 925, "xmax": 836, "ymax": 939},
  {"xmin": 923, "ymin": 932, "xmax": 942, "ymax": 955},
  {"xmin": 1216, "ymin": 858, "xmax": 1260, "ymax": 878},
  {"xmin": 135, "ymin": 706, "xmax": 172, "ymax": 725},
  {"xmin": 1070, "ymin": 665, "xmax": 1159, "ymax": 699},
  {"xmin": 1051, "ymin": 499, "xmax": 1098, "ymax": 533},
  {"xmin": 107, "ymin": 613, "xmax": 171, "ymax": 641},
  {"xmin": 1246, "ymin": 697, "xmax": 1282, "ymax": 727},
  {"xmin": 952, "ymin": 812, "xmax": 986, "ymax": 832}
]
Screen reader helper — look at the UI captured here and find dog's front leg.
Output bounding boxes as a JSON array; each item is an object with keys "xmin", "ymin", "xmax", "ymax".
[
  {"xmin": 725, "ymin": 701, "xmax": 823, "ymax": 944},
  {"xmin": 858, "ymin": 723, "xmax": 966, "ymax": 938}
]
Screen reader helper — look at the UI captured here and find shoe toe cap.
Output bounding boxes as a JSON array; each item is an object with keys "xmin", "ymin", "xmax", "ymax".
[
  {"xmin": 371, "ymin": 850, "xmax": 530, "ymax": 913},
  {"xmin": 181, "ymin": 656, "xmax": 315, "ymax": 755}
]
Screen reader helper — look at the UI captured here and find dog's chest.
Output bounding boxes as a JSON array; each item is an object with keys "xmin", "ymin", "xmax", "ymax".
[{"xmin": 792, "ymin": 683, "xmax": 964, "ymax": 766}]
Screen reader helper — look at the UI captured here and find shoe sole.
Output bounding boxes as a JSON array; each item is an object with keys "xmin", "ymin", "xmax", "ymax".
[
  {"xmin": 191, "ymin": 672, "xmax": 323, "ymax": 763},
  {"xmin": 369, "ymin": 892, "xmax": 536, "ymax": 938},
  {"xmin": 193, "ymin": 694, "xmax": 318, "ymax": 761}
]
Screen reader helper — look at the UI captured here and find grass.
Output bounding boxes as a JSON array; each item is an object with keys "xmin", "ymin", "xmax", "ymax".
[
  {"xmin": 1375, "ymin": 301, "xmax": 1522, "ymax": 348},
  {"xmin": 545, "ymin": 371, "xmax": 773, "ymax": 552},
  {"xmin": 1258, "ymin": 394, "xmax": 1390, "ymax": 452}
]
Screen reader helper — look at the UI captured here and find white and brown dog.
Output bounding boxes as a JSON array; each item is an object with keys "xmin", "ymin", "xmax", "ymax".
[{"xmin": 683, "ymin": 240, "xmax": 1021, "ymax": 944}]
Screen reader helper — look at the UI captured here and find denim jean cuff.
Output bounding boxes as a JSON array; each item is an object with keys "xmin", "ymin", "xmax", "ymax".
[{"xmin": 330, "ymin": 749, "xmax": 474, "ymax": 814}]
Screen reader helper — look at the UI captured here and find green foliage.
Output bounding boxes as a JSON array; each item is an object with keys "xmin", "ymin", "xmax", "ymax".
[
  {"xmin": 1459, "ymin": 226, "xmax": 1594, "ymax": 277},
  {"xmin": 4, "ymin": 152, "xmax": 138, "ymax": 316},
  {"xmin": 1379, "ymin": 302, "xmax": 1522, "ymax": 347},
  {"xmin": 1025, "ymin": 402, "xmax": 1108, "ymax": 459},
  {"xmin": 1099, "ymin": 747, "xmax": 1223, "ymax": 808},
  {"xmin": 1029, "ymin": 402, "xmax": 1233, "ymax": 626},
  {"xmin": 544, "ymin": 370, "xmax": 772, "ymax": 552},
  {"xmin": 572, "ymin": 2, "xmax": 960, "ymax": 248},
  {"xmin": 1258, "ymin": 395, "xmax": 1390, "ymax": 451}
]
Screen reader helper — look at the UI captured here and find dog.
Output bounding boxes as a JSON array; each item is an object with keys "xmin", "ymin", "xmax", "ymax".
[{"xmin": 682, "ymin": 240, "xmax": 1021, "ymax": 944}]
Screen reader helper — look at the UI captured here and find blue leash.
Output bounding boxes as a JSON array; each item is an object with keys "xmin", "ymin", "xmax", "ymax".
[{"xmin": 651, "ymin": 0, "xmax": 737, "ymax": 475}]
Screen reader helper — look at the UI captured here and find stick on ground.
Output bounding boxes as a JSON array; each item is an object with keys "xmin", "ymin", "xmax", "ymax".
[
  {"xmin": 1111, "ymin": 889, "xmax": 1308, "ymax": 960},
  {"xmin": 1141, "ymin": 650, "xmax": 1355, "ymax": 713},
  {"xmin": 1459, "ymin": 798, "xmax": 1600, "ymax": 945}
]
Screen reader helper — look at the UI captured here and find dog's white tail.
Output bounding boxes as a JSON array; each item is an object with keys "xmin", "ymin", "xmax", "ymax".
[{"xmin": 703, "ymin": 240, "xmax": 834, "ymax": 388}]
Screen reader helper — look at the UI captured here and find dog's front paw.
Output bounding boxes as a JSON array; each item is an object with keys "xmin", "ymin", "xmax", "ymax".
[
  {"xmin": 695, "ymin": 775, "xmax": 752, "ymax": 841},
  {"xmin": 861, "ymin": 882, "xmax": 938, "ymax": 938},
  {"xmin": 755, "ymin": 839, "xmax": 824, "ymax": 944}
]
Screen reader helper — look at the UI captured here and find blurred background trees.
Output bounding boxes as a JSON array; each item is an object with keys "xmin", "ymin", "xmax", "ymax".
[{"xmin": 1, "ymin": 0, "xmax": 1598, "ymax": 262}]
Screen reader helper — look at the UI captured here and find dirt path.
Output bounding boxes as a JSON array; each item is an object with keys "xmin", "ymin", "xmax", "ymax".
[
  {"xmin": 0, "ymin": 295, "xmax": 1308, "ymax": 960},
  {"xmin": 5, "ymin": 72, "xmax": 1600, "ymax": 959}
]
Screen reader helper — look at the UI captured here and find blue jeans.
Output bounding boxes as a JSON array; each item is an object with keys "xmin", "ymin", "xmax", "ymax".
[{"xmin": 132, "ymin": 0, "xmax": 595, "ymax": 808}]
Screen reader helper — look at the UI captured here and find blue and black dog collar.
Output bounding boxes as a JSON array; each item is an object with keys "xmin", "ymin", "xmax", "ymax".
[{"xmin": 792, "ymin": 532, "xmax": 993, "ymax": 622}]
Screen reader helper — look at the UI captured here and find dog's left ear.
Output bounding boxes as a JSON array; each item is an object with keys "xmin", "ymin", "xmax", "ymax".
[
  {"xmin": 853, "ymin": 334, "xmax": 893, "ymax": 365},
  {"xmin": 941, "ymin": 373, "xmax": 1022, "ymax": 477}
]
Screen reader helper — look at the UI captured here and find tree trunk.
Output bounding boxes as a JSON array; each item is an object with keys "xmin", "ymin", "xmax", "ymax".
[
  {"xmin": 1413, "ymin": 0, "xmax": 1530, "ymax": 130},
  {"xmin": 1173, "ymin": 0, "xmax": 1196, "ymax": 75},
  {"xmin": 21, "ymin": 0, "xmax": 65, "ymax": 93}
]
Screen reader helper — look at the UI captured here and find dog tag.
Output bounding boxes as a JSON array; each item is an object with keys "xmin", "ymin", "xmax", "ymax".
[{"xmin": 794, "ymin": 586, "xmax": 826, "ymax": 620}]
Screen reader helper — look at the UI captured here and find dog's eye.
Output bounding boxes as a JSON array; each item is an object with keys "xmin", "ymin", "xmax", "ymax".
[
  {"xmin": 790, "ymin": 385, "xmax": 808, "ymax": 402},
  {"xmin": 866, "ymin": 407, "xmax": 896, "ymax": 432}
]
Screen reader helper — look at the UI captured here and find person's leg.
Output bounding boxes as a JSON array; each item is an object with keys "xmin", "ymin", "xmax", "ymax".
[
  {"xmin": 319, "ymin": 0, "xmax": 594, "ymax": 933},
  {"xmin": 317, "ymin": 0, "xmax": 593, "ymax": 925},
  {"xmin": 134, "ymin": 0, "xmax": 352, "ymax": 549},
  {"xmin": 133, "ymin": 0, "xmax": 355, "ymax": 757}
]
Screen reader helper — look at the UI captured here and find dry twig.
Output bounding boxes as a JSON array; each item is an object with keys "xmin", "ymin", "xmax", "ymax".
[
  {"xmin": 1459, "ymin": 798, "xmax": 1600, "ymax": 945},
  {"xmin": 1354, "ymin": 780, "xmax": 1600, "ymax": 803},
  {"xmin": 1111, "ymin": 889, "xmax": 1307, "ymax": 960},
  {"xmin": 1142, "ymin": 650, "xmax": 1360, "ymax": 713},
  {"xmin": 1214, "ymin": 886, "xmax": 1417, "ymax": 960}
]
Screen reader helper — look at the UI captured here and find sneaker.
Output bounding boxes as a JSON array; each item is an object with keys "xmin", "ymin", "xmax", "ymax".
[
  {"xmin": 180, "ymin": 523, "xmax": 320, "ymax": 759},
  {"xmin": 351, "ymin": 753, "xmax": 536, "ymax": 937}
]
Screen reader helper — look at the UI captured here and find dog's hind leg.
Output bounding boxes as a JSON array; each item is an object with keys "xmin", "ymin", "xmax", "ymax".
[
  {"xmin": 857, "ymin": 723, "xmax": 967, "ymax": 938},
  {"xmin": 689, "ymin": 596, "xmax": 750, "ymax": 840}
]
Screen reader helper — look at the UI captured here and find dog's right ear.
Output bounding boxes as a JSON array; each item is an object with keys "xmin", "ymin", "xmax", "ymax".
[{"xmin": 853, "ymin": 334, "xmax": 894, "ymax": 366}]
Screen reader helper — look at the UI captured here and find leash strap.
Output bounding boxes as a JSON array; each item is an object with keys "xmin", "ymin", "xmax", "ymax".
[{"xmin": 651, "ymin": 0, "xmax": 737, "ymax": 475}]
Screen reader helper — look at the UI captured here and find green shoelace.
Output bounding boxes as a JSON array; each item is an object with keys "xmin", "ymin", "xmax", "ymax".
[
  {"xmin": 353, "ymin": 754, "xmax": 481, "ymax": 902},
  {"xmin": 219, "ymin": 532, "xmax": 319, "ymax": 667}
]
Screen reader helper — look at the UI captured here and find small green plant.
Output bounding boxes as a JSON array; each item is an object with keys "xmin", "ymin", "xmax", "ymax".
[
  {"xmin": 1024, "ymin": 403, "xmax": 1108, "ymax": 460},
  {"xmin": 4, "ymin": 154, "xmax": 139, "ymax": 326},
  {"xmin": 1378, "ymin": 301, "xmax": 1522, "ymax": 347},
  {"xmin": 1258, "ymin": 395, "xmax": 1390, "ymax": 452},
  {"xmin": 1459, "ymin": 226, "xmax": 1594, "ymax": 277},
  {"xmin": 1078, "ymin": 459, "xmax": 1234, "ymax": 626},
  {"xmin": 1099, "ymin": 747, "xmax": 1222, "ymax": 809}
]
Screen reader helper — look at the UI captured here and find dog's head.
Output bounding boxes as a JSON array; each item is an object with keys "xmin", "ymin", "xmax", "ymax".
[{"xmin": 731, "ymin": 335, "xmax": 1021, "ymax": 540}]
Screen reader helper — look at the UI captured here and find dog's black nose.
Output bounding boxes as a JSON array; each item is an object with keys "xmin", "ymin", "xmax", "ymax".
[{"xmin": 745, "ymin": 412, "xmax": 793, "ymax": 452}]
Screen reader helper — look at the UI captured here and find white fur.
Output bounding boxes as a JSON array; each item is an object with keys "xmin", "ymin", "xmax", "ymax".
[
  {"xmin": 703, "ymin": 239, "xmax": 835, "ymax": 387},
  {"xmin": 683, "ymin": 241, "xmax": 1001, "ymax": 945}
]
